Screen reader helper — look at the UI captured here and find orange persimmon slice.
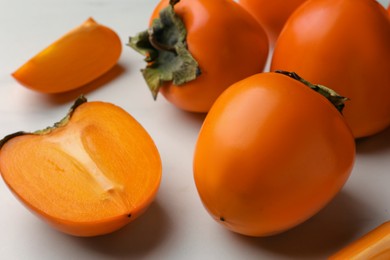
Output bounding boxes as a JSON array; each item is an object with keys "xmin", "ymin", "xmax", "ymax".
[
  {"xmin": 0, "ymin": 96, "xmax": 161, "ymax": 237},
  {"xmin": 329, "ymin": 221, "xmax": 390, "ymax": 259},
  {"xmin": 12, "ymin": 18, "xmax": 122, "ymax": 93}
]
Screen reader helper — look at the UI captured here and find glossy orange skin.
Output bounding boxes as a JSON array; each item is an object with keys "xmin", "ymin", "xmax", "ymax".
[
  {"xmin": 238, "ymin": 0, "xmax": 307, "ymax": 45},
  {"xmin": 194, "ymin": 72, "xmax": 355, "ymax": 237},
  {"xmin": 12, "ymin": 18, "xmax": 122, "ymax": 94},
  {"xmin": 329, "ymin": 221, "xmax": 390, "ymax": 259},
  {"xmin": 271, "ymin": 0, "xmax": 390, "ymax": 138},
  {"xmin": 150, "ymin": 0, "xmax": 269, "ymax": 112}
]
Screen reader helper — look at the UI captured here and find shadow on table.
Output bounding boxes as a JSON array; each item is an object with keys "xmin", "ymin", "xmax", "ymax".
[
  {"xmin": 230, "ymin": 190, "xmax": 373, "ymax": 259},
  {"xmin": 356, "ymin": 126, "xmax": 390, "ymax": 154},
  {"xmin": 174, "ymin": 109, "xmax": 207, "ymax": 129},
  {"xmin": 73, "ymin": 201, "xmax": 171, "ymax": 258}
]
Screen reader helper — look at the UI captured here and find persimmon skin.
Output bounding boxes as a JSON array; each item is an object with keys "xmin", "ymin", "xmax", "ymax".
[
  {"xmin": 12, "ymin": 18, "xmax": 122, "ymax": 94},
  {"xmin": 193, "ymin": 72, "xmax": 355, "ymax": 237},
  {"xmin": 238, "ymin": 0, "xmax": 307, "ymax": 45},
  {"xmin": 271, "ymin": 0, "xmax": 390, "ymax": 138},
  {"xmin": 0, "ymin": 99, "xmax": 161, "ymax": 237},
  {"xmin": 149, "ymin": 0, "xmax": 269, "ymax": 112},
  {"xmin": 329, "ymin": 221, "xmax": 390, "ymax": 259}
]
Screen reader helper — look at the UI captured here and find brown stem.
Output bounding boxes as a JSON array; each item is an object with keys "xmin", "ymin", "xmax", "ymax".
[
  {"xmin": 170, "ymin": 0, "xmax": 180, "ymax": 7},
  {"xmin": 275, "ymin": 70, "xmax": 348, "ymax": 113},
  {"xmin": 148, "ymin": 27, "xmax": 177, "ymax": 54}
]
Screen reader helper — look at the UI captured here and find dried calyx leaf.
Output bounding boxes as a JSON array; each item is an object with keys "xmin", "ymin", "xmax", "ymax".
[
  {"xmin": 0, "ymin": 95, "xmax": 87, "ymax": 149},
  {"xmin": 128, "ymin": 0, "xmax": 200, "ymax": 99},
  {"xmin": 275, "ymin": 70, "xmax": 348, "ymax": 113}
]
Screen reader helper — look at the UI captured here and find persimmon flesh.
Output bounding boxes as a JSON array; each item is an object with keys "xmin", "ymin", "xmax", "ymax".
[
  {"xmin": 0, "ymin": 97, "xmax": 161, "ymax": 237},
  {"xmin": 12, "ymin": 18, "xmax": 122, "ymax": 93}
]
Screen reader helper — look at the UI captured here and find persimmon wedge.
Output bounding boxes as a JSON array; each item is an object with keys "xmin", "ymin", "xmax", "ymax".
[
  {"xmin": 0, "ymin": 96, "xmax": 162, "ymax": 237},
  {"xmin": 329, "ymin": 221, "xmax": 390, "ymax": 259},
  {"xmin": 12, "ymin": 18, "xmax": 122, "ymax": 93}
]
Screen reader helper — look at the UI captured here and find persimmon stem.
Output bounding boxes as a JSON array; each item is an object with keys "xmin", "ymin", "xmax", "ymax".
[
  {"xmin": 148, "ymin": 27, "xmax": 177, "ymax": 55},
  {"xmin": 275, "ymin": 70, "xmax": 348, "ymax": 113},
  {"xmin": 170, "ymin": 0, "xmax": 180, "ymax": 7},
  {"xmin": 128, "ymin": 0, "xmax": 200, "ymax": 100}
]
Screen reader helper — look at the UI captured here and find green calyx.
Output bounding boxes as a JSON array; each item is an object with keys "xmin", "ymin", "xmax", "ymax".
[
  {"xmin": 275, "ymin": 70, "xmax": 348, "ymax": 113},
  {"xmin": 128, "ymin": 0, "xmax": 200, "ymax": 99},
  {"xmin": 0, "ymin": 95, "xmax": 87, "ymax": 149}
]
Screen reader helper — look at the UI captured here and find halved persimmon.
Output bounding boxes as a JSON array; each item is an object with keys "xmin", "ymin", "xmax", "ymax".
[
  {"xmin": 0, "ymin": 96, "xmax": 161, "ymax": 237},
  {"xmin": 12, "ymin": 18, "xmax": 122, "ymax": 93}
]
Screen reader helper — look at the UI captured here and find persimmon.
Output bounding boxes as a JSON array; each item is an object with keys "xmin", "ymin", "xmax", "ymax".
[
  {"xmin": 193, "ymin": 71, "xmax": 355, "ymax": 237},
  {"xmin": 128, "ymin": 0, "xmax": 269, "ymax": 112},
  {"xmin": 329, "ymin": 221, "xmax": 390, "ymax": 259},
  {"xmin": 271, "ymin": 0, "xmax": 390, "ymax": 138},
  {"xmin": 12, "ymin": 18, "xmax": 122, "ymax": 94},
  {"xmin": 0, "ymin": 96, "xmax": 161, "ymax": 237},
  {"xmin": 238, "ymin": 0, "xmax": 307, "ymax": 45}
]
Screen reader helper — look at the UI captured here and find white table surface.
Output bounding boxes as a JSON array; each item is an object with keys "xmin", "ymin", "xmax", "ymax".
[{"xmin": 1, "ymin": 0, "xmax": 389, "ymax": 259}]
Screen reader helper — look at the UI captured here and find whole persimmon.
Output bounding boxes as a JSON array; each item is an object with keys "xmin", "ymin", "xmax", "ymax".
[
  {"xmin": 129, "ymin": 0, "xmax": 269, "ymax": 112},
  {"xmin": 193, "ymin": 72, "xmax": 355, "ymax": 236},
  {"xmin": 271, "ymin": 0, "xmax": 390, "ymax": 138},
  {"xmin": 238, "ymin": 0, "xmax": 307, "ymax": 45},
  {"xmin": 0, "ymin": 96, "xmax": 161, "ymax": 237}
]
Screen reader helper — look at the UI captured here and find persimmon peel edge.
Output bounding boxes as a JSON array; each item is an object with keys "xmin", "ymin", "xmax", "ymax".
[
  {"xmin": 0, "ymin": 96, "xmax": 87, "ymax": 149},
  {"xmin": 0, "ymin": 96, "xmax": 162, "ymax": 237}
]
